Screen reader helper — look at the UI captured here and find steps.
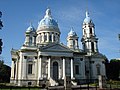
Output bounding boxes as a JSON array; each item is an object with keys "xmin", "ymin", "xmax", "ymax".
[{"xmin": 49, "ymin": 78, "xmax": 58, "ymax": 86}]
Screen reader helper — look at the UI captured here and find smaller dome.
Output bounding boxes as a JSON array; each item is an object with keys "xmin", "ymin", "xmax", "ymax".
[
  {"xmin": 68, "ymin": 27, "xmax": 77, "ymax": 36},
  {"xmin": 26, "ymin": 23, "xmax": 35, "ymax": 33},
  {"xmin": 83, "ymin": 11, "xmax": 92, "ymax": 23}
]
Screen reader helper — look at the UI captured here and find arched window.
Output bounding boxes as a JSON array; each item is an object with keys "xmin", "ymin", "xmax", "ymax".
[
  {"xmin": 39, "ymin": 34, "xmax": 42, "ymax": 43},
  {"xmin": 91, "ymin": 42, "xmax": 94, "ymax": 52},
  {"xmin": 75, "ymin": 65, "xmax": 79, "ymax": 75},
  {"xmin": 29, "ymin": 37, "xmax": 32, "ymax": 45},
  {"xmin": 28, "ymin": 64, "xmax": 32, "ymax": 74},
  {"xmin": 96, "ymin": 64, "xmax": 101, "ymax": 75},
  {"xmin": 53, "ymin": 62, "xmax": 58, "ymax": 80},
  {"xmin": 53, "ymin": 35, "xmax": 55, "ymax": 41},
  {"xmin": 90, "ymin": 28, "xmax": 92, "ymax": 34},
  {"xmin": 83, "ymin": 43, "xmax": 86, "ymax": 51},
  {"xmin": 44, "ymin": 33, "xmax": 47, "ymax": 42},
  {"xmin": 49, "ymin": 34, "xmax": 52, "ymax": 41}
]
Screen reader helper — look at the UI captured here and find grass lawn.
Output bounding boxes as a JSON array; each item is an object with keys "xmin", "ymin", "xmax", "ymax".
[{"xmin": 0, "ymin": 88, "xmax": 46, "ymax": 90}]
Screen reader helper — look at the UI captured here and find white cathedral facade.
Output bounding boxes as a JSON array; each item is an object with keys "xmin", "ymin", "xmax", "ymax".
[{"xmin": 10, "ymin": 8, "xmax": 106, "ymax": 86}]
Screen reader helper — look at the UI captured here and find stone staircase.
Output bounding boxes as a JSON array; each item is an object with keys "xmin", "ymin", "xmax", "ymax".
[{"xmin": 49, "ymin": 78, "xmax": 58, "ymax": 86}]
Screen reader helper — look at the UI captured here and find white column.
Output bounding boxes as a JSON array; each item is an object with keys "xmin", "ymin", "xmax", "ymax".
[
  {"xmin": 38, "ymin": 56, "xmax": 42, "ymax": 80},
  {"xmin": 25, "ymin": 36, "xmax": 29, "ymax": 45},
  {"xmin": 33, "ymin": 36, "xmax": 36, "ymax": 46},
  {"xmin": 18, "ymin": 52, "xmax": 23, "ymax": 86},
  {"xmin": 95, "ymin": 42, "xmax": 98, "ymax": 52},
  {"xmin": 52, "ymin": 33, "xmax": 54, "ymax": 42},
  {"xmin": 62, "ymin": 58, "xmax": 65, "ymax": 79},
  {"xmin": 48, "ymin": 57, "xmax": 51, "ymax": 79},
  {"xmin": 18, "ymin": 52, "xmax": 23, "ymax": 80},
  {"xmin": 23, "ymin": 58, "xmax": 26, "ymax": 79},
  {"xmin": 15, "ymin": 60, "xmax": 18, "ymax": 80},
  {"xmin": 42, "ymin": 33, "xmax": 45, "ymax": 42},
  {"xmin": 71, "ymin": 58, "xmax": 74, "ymax": 79},
  {"xmin": 11, "ymin": 60, "xmax": 15, "ymax": 78},
  {"xmin": 47, "ymin": 32, "xmax": 49, "ymax": 42}
]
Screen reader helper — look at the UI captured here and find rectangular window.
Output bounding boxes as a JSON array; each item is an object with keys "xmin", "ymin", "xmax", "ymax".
[
  {"xmin": 29, "ymin": 37, "xmax": 32, "ymax": 45},
  {"xmin": 28, "ymin": 82, "xmax": 32, "ymax": 86},
  {"xmin": 91, "ymin": 42, "xmax": 94, "ymax": 52},
  {"xmin": 28, "ymin": 64, "xmax": 32, "ymax": 74},
  {"xmin": 75, "ymin": 65, "xmax": 79, "ymax": 75},
  {"xmin": 24, "ymin": 56, "xmax": 27, "ymax": 59},
  {"xmin": 97, "ymin": 66, "xmax": 100, "ymax": 75},
  {"xmin": 90, "ymin": 28, "xmax": 92, "ymax": 34},
  {"xmin": 44, "ymin": 34, "xmax": 47, "ymax": 42},
  {"xmin": 49, "ymin": 34, "xmax": 52, "ymax": 41},
  {"xmin": 80, "ymin": 58, "xmax": 83, "ymax": 61}
]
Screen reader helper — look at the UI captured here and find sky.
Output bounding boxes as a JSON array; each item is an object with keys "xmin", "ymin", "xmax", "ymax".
[{"xmin": 0, "ymin": 0, "xmax": 120, "ymax": 66}]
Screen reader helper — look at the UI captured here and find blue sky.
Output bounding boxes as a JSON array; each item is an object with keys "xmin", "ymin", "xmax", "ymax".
[{"xmin": 0, "ymin": 0, "xmax": 120, "ymax": 66}]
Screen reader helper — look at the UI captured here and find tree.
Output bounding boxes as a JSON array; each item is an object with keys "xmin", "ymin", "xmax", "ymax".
[
  {"xmin": 0, "ymin": 11, "xmax": 3, "ymax": 54},
  {"xmin": 106, "ymin": 59, "xmax": 120, "ymax": 80},
  {"xmin": 0, "ymin": 60, "xmax": 11, "ymax": 83},
  {"xmin": 0, "ymin": 11, "xmax": 3, "ymax": 29}
]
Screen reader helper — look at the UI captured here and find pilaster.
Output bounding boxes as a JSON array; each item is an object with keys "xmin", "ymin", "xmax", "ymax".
[
  {"xmin": 11, "ymin": 60, "xmax": 15, "ymax": 79},
  {"xmin": 71, "ymin": 58, "xmax": 74, "ymax": 79},
  {"xmin": 48, "ymin": 57, "xmax": 51, "ymax": 79},
  {"xmin": 38, "ymin": 56, "xmax": 42, "ymax": 80},
  {"xmin": 62, "ymin": 57, "xmax": 65, "ymax": 79}
]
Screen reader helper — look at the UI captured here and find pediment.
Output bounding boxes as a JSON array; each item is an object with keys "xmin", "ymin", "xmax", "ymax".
[{"xmin": 41, "ymin": 43, "xmax": 73, "ymax": 52}]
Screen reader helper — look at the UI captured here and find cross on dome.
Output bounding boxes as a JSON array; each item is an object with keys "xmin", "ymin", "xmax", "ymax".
[
  {"xmin": 86, "ymin": 11, "xmax": 89, "ymax": 18},
  {"xmin": 30, "ymin": 21, "xmax": 33, "ymax": 27},
  {"xmin": 83, "ymin": 10, "xmax": 93, "ymax": 24},
  {"xmin": 45, "ymin": 8, "xmax": 52, "ymax": 18}
]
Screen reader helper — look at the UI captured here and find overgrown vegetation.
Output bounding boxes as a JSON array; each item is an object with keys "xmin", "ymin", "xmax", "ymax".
[
  {"xmin": 0, "ymin": 60, "xmax": 11, "ymax": 83},
  {"xmin": 105, "ymin": 59, "xmax": 120, "ymax": 80}
]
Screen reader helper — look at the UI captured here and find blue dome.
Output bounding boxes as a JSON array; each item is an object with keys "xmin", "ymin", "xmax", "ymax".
[
  {"xmin": 83, "ymin": 11, "xmax": 92, "ymax": 23},
  {"xmin": 26, "ymin": 23, "xmax": 35, "ymax": 33},
  {"xmin": 38, "ymin": 8, "xmax": 58, "ymax": 28},
  {"xmin": 39, "ymin": 17, "xmax": 58, "ymax": 27},
  {"xmin": 68, "ymin": 28, "xmax": 77, "ymax": 36}
]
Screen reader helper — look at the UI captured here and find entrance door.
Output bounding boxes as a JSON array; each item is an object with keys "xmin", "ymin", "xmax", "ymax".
[{"xmin": 53, "ymin": 62, "xmax": 58, "ymax": 80}]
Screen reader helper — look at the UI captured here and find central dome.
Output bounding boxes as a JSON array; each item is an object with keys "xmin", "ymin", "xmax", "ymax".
[{"xmin": 37, "ymin": 8, "xmax": 59, "ymax": 30}]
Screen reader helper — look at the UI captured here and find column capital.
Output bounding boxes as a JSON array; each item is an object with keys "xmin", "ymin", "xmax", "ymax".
[
  {"xmin": 61, "ymin": 57, "xmax": 66, "ymax": 60},
  {"xmin": 69, "ymin": 57, "xmax": 74, "ymax": 60},
  {"xmin": 39, "ymin": 55, "xmax": 43, "ymax": 58},
  {"xmin": 47, "ymin": 56, "xmax": 51, "ymax": 59}
]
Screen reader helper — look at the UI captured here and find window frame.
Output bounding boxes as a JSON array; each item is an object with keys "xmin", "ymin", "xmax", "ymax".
[
  {"xmin": 75, "ymin": 65, "xmax": 79, "ymax": 75},
  {"xmin": 28, "ymin": 64, "xmax": 33, "ymax": 74}
]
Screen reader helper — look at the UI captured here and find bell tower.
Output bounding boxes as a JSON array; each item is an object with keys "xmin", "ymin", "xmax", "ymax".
[
  {"xmin": 67, "ymin": 28, "xmax": 79, "ymax": 50},
  {"xmin": 81, "ymin": 11, "xmax": 98, "ymax": 54},
  {"xmin": 24, "ymin": 23, "xmax": 36, "ymax": 46}
]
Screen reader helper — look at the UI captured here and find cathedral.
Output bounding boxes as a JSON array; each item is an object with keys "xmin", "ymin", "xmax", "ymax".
[{"xmin": 10, "ymin": 8, "xmax": 106, "ymax": 86}]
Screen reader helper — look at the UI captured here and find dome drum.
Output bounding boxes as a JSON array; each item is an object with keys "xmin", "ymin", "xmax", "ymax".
[{"xmin": 37, "ymin": 26, "xmax": 60, "ymax": 33}]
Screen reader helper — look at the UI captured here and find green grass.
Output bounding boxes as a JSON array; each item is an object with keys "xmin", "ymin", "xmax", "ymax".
[{"xmin": 0, "ymin": 88, "xmax": 43, "ymax": 90}]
